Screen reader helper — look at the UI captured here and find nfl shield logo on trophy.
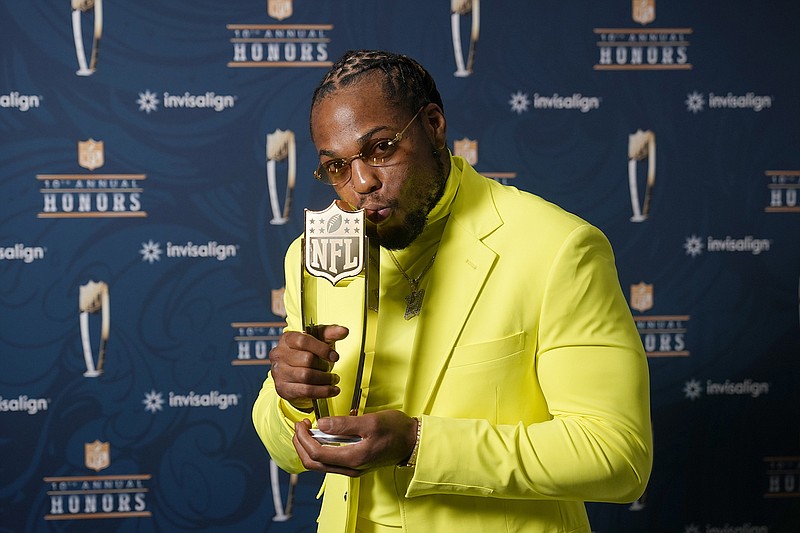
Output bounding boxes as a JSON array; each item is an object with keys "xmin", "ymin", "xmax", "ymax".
[
  {"xmin": 304, "ymin": 202, "xmax": 365, "ymax": 285},
  {"xmin": 78, "ymin": 139, "xmax": 104, "ymax": 171},
  {"xmin": 453, "ymin": 138, "xmax": 478, "ymax": 166},
  {"xmin": 630, "ymin": 282, "xmax": 654, "ymax": 313},
  {"xmin": 268, "ymin": 0, "xmax": 292, "ymax": 20},
  {"xmin": 84, "ymin": 440, "xmax": 110, "ymax": 472},
  {"xmin": 632, "ymin": 0, "xmax": 655, "ymax": 26}
]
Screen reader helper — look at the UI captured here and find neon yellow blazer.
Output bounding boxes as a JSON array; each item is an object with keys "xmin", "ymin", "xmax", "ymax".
[{"xmin": 253, "ymin": 157, "xmax": 653, "ymax": 533}]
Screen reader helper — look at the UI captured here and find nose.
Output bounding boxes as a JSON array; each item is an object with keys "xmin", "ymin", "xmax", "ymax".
[{"xmin": 348, "ymin": 158, "xmax": 382, "ymax": 195}]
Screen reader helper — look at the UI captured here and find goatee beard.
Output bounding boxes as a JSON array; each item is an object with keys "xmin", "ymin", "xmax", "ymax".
[{"xmin": 375, "ymin": 154, "xmax": 446, "ymax": 250}]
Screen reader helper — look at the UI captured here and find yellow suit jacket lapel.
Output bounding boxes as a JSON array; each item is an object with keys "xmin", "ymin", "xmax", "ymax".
[{"xmin": 403, "ymin": 165, "xmax": 503, "ymax": 415}]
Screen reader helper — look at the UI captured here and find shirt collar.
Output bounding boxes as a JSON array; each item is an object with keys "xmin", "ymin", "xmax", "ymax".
[{"xmin": 425, "ymin": 152, "xmax": 462, "ymax": 226}]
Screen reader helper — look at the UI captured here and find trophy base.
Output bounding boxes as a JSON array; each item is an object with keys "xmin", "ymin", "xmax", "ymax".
[{"xmin": 310, "ymin": 429, "xmax": 361, "ymax": 446}]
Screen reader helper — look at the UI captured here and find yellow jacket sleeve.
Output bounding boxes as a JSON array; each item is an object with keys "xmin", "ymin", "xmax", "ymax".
[
  {"xmin": 251, "ymin": 238, "xmax": 313, "ymax": 475},
  {"xmin": 407, "ymin": 225, "xmax": 652, "ymax": 503}
]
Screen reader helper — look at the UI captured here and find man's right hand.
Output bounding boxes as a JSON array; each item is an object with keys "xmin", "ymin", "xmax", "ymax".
[{"xmin": 269, "ymin": 325, "xmax": 349, "ymax": 411}]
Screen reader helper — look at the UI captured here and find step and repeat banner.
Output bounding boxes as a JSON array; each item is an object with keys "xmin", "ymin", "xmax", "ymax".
[{"xmin": 2, "ymin": 1, "xmax": 799, "ymax": 531}]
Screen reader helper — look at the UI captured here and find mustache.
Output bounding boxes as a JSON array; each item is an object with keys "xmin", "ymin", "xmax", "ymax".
[{"xmin": 340, "ymin": 195, "xmax": 398, "ymax": 212}]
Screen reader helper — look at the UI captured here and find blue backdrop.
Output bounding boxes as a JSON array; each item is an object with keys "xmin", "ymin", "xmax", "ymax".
[{"xmin": 1, "ymin": 1, "xmax": 799, "ymax": 531}]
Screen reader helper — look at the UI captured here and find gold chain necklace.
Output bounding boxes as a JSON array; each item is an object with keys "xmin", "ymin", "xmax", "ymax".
[{"xmin": 387, "ymin": 250, "xmax": 437, "ymax": 320}]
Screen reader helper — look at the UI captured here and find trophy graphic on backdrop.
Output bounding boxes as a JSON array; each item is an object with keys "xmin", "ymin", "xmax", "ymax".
[
  {"xmin": 451, "ymin": 0, "xmax": 480, "ymax": 77},
  {"xmin": 266, "ymin": 129, "xmax": 296, "ymax": 225},
  {"xmin": 71, "ymin": 0, "xmax": 103, "ymax": 76},
  {"xmin": 301, "ymin": 201, "xmax": 379, "ymax": 442},
  {"xmin": 79, "ymin": 280, "xmax": 109, "ymax": 377},
  {"xmin": 627, "ymin": 129, "xmax": 656, "ymax": 222}
]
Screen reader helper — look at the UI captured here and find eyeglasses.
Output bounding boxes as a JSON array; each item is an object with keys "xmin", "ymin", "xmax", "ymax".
[{"xmin": 314, "ymin": 107, "xmax": 424, "ymax": 186}]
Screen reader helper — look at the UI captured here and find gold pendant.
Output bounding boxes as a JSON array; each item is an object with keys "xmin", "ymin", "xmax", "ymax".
[{"xmin": 403, "ymin": 288, "xmax": 425, "ymax": 320}]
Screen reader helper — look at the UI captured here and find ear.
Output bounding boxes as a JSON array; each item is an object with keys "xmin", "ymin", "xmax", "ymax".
[{"xmin": 422, "ymin": 103, "xmax": 447, "ymax": 150}]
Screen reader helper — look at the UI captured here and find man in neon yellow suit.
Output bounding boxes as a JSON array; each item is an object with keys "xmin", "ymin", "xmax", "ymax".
[{"xmin": 253, "ymin": 50, "xmax": 652, "ymax": 533}]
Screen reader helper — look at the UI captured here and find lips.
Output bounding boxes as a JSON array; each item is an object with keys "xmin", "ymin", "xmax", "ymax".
[{"xmin": 364, "ymin": 206, "xmax": 391, "ymax": 224}]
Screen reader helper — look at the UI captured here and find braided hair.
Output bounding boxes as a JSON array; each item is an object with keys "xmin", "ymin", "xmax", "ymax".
[{"xmin": 311, "ymin": 50, "xmax": 444, "ymax": 117}]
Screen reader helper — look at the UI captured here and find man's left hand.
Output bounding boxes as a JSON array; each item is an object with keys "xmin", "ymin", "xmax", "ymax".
[{"xmin": 293, "ymin": 410, "xmax": 418, "ymax": 477}]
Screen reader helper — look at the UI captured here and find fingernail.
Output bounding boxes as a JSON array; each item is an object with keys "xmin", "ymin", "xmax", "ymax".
[
  {"xmin": 318, "ymin": 418, "xmax": 331, "ymax": 431},
  {"xmin": 329, "ymin": 350, "xmax": 339, "ymax": 362},
  {"xmin": 332, "ymin": 374, "xmax": 341, "ymax": 384}
]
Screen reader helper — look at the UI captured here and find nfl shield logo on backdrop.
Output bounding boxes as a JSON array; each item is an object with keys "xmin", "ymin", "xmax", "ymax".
[
  {"xmin": 84, "ymin": 440, "xmax": 110, "ymax": 472},
  {"xmin": 630, "ymin": 282, "xmax": 654, "ymax": 313},
  {"xmin": 632, "ymin": 0, "xmax": 655, "ymax": 25},
  {"xmin": 78, "ymin": 139, "xmax": 104, "ymax": 171},
  {"xmin": 268, "ymin": 0, "xmax": 292, "ymax": 21},
  {"xmin": 453, "ymin": 138, "xmax": 478, "ymax": 166}
]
